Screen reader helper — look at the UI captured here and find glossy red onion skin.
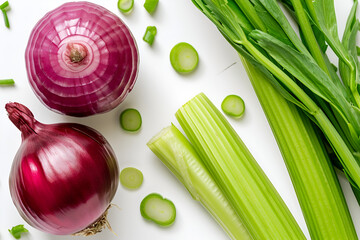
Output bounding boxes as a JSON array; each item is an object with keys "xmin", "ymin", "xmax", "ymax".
[
  {"xmin": 7, "ymin": 102, "xmax": 119, "ymax": 235},
  {"xmin": 25, "ymin": 1, "xmax": 139, "ymax": 117}
]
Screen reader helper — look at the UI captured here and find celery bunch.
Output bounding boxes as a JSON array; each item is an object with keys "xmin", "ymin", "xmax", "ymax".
[
  {"xmin": 176, "ymin": 93, "xmax": 306, "ymax": 239},
  {"xmin": 190, "ymin": 0, "xmax": 360, "ymax": 202},
  {"xmin": 186, "ymin": 0, "xmax": 359, "ymax": 238},
  {"xmin": 149, "ymin": 93, "xmax": 307, "ymax": 239}
]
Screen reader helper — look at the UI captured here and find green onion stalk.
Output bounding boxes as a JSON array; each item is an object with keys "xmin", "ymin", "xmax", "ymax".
[{"xmin": 188, "ymin": 0, "xmax": 359, "ymax": 238}]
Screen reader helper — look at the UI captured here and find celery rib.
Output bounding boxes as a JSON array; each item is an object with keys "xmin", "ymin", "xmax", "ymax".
[
  {"xmin": 147, "ymin": 124, "xmax": 252, "ymax": 240},
  {"xmin": 241, "ymin": 57, "xmax": 357, "ymax": 239},
  {"xmin": 176, "ymin": 93, "xmax": 306, "ymax": 240}
]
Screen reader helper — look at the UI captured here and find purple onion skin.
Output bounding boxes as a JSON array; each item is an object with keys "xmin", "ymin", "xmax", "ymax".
[
  {"xmin": 6, "ymin": 102, "xmax": 119, "ymax": 235},
  {"xmin": 25, "ymin": 2, "xmax": 139, "ymax": 117}
]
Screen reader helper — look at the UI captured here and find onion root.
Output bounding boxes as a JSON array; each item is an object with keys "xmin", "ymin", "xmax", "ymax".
[{"xmin": 73, "ymin": 204, "xmax": 114, "ymax": 236}]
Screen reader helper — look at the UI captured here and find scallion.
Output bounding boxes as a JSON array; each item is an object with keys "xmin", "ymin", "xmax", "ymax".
[
  {"xmin": 170, "ymin": 42, "xmax": 199, "ymax": 74},
  {"xmin": 221, "ymin": 94, "xmax": 245, "ymax": 118},
  {"xmin": 0, "ymin": 79, "xmax": 14, "ymax": 85},
  {"xmin": 143, "ymin": 0, "xmax": 158, "ymax": 14},
  {"xmin": 0, "ymin": 1, "xmax": 8, "ymax": 9},
  {"xmin": 119, "ymin": 108, "xmax": 142, "ymax": 132},
  {"xmin": 140, "ymin": 193, "xmax": 176, "ymax": 227},
  {"xmin": 143, "ymin": 26, "xmax": 157, "ymax": 45},
  {"xmin": 117, "ymin": 0, "xmax": 134, "ymax": 13},
  {"xmin": 0, "ymin": 1, "xmax": 9, "ymax": 28}
]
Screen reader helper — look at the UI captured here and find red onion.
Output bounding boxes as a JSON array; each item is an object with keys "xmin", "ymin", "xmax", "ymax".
[
  {"xmin": 6, "ymin": 102, "xmax": 119, "ymax": 235},
  {"xmin": 25, "ymin": 2, "xmax": 139, "ymax": 117}
]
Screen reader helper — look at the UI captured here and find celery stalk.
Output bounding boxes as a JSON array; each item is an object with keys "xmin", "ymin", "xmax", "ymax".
[
  {"xmin": 176, "ymin": 93, "xmax": 306, "ymax": 240},
  {"xmin": 147, "ymin": 124, "xmax": 252, "ymax": 240},
  {"xmin": 241, "ymin": 57, "xmax": 358, "ymax": 239}
]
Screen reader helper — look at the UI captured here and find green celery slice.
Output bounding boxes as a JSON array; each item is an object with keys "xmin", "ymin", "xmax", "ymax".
[
  {"xmin": 120, "ymin": 167, "xmax": 143, "ymax": 189},
  {"xmin": 221, "ymin": 94, "xmax": 245, "ymax": 118},
  {"xmin": 140, "ymin": 193, "xmax": 176, "ymax": 226},
  {"xmin": 170, "ymin": 42, "xmax": 199, "ymax": 74},
  {"xmin": 176, "ymin": 93, "xmax": 305, "ymax": 240},
  {"xmin": 147, "ymin": 124, "xmax": 252, "ymax": 240},
  {"xmin": 120, "ymin": 108, "xmax": 142, "ymax": 132}
]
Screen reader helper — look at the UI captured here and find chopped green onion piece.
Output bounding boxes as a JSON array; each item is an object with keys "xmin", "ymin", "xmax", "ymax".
[
  {"xmin": 120, "ymin": 167, "xmax": 143, "ymax": 189},
  {"xmin": 140, "ymin": 193, "xmax": 176, "ymax": 226},
  {"xmin": 147, "ymin": 124, "xmax": 252, "ymax": 239},
  {"xmin": 357, "ymin": 46, "xmax": 360, "ymax": 57},
  {"xmin": 117, "ymin": 0, "xmax": 134, "ymax": 13},
  {"xmin": 143, "ymin": 26, "xmax": 157, "ymax": 45},
  {"xmin": 176, "ymin": 93, "xmax": 305, "ymax": 239},
  {"xmin": 8, "ymin": 225, "xmax": 28, "ymax": 239},
  {"xmin": 170, "ymin": 42, "xmax": 199, "ymax": 74},
  {"xmin": 143, "ymin": 0, "xmax": 158, "ymax": 14},
  {"xmin": 0, "ymin": 1, "xmax": 9, "ymax": 28},
  {"xmin": 1, "ymin": 8, "xmax": 9, "ymax": 28},
  {"xmin": 0, "ymin": 1, "xmax": 9, "ymax": 10},
  {"xmin": 0, "ymin": 78, "xmax": 14, "ymax": 85},
  {"xmin": 119, "ymin": 108, "xmax": 142, "ymax": 132},
  {"xmin": 221, "ymin": 94, "xmax": 245, "ymax": 118}
]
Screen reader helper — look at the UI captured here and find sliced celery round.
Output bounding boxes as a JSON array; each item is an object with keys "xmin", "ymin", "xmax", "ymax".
[
  {"xmin": 170, "ymin": 42, "xmax": 199, "ymax": 74},
  {"xmin": 120, "ymin": 167, "xmax": 143, "ymax": 189},
  {"xmin": 118, "ymin": 0, "xmax": 134, "ymax": 13},
  {"xmin": 140, "ymin": 193, "xmax": 176, "ymax": 226},
  {"xmin": 221, "ymin": 94, "xmax": 245, "ymax": 118},
  {"xmin": 120, "ymin": 108, "xmax": 142, "ymax": 132}
]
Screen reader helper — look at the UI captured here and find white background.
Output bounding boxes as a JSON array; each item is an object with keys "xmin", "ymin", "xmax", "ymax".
[{"xmin": 0, "ymin": 0, "xmax": 359, "ymax": 239}]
